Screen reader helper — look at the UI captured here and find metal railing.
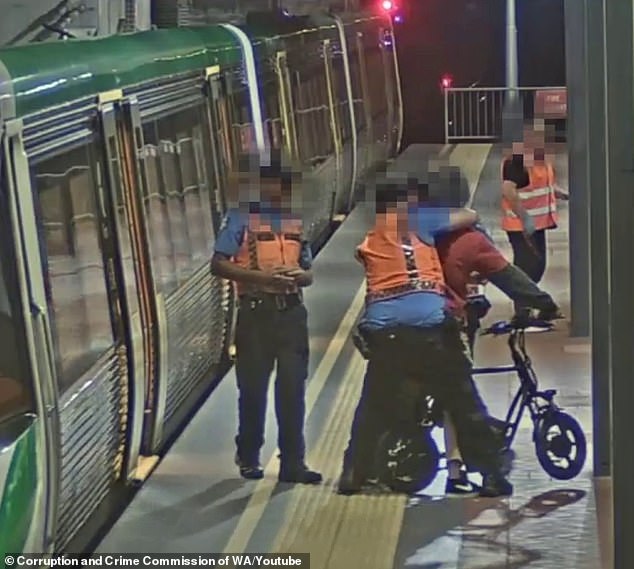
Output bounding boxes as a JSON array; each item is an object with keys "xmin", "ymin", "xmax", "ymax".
[{"xmin": 444, "ymin": 86, "xmax": 567, "ymax": 143}]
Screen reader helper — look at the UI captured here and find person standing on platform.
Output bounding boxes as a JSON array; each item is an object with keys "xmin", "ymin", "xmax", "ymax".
[
  {"xmin": 338, "ymin": 178, "xmax": 513, "ymax": 498},
  {"xmin": 501, "ymin": 120, "xmax": 569, "ymax": 288},
  {"xmin": 211, "ymin": 150, "xmax": 322, "ymax": 485}
]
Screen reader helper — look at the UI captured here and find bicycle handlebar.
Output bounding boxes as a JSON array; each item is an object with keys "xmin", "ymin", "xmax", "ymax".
[{"xmin": 480, "ymin": 319, "xmax": 556, "ymax": 336}]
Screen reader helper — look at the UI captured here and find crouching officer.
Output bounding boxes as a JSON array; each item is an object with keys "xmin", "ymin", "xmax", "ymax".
[
  {"xmin": 338, "ymin": 178, "xmax": 513, "ymax": 497},
  {"xmin": 211, "ymin": 150, "xmax": 322, "ymax": 485}
]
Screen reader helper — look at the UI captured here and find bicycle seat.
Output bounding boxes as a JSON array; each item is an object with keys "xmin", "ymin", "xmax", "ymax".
[{"xmin": 481, "ymin": 319, "xmax": 555, "ymax": 336}]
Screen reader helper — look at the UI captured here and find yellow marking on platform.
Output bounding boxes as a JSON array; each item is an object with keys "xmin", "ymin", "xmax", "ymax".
[{"xmin": 270, "ymin": 352, "xmax": 406, "ymax": 569}]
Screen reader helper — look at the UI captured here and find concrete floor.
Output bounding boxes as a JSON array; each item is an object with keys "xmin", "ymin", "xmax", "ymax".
[{"xmin": 97, "ymin": 143, "xmax": 609, "ymax": 569}]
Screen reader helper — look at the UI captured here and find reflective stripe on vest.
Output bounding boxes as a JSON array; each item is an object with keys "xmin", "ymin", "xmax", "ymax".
[{"xmin": 504, "ymin": 198, "xmax": 557, "ymax": 218}]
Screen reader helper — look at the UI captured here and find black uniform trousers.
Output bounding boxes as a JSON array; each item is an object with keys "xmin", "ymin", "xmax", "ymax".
[
  {"xmin": 234, "ymin": 294, "xmax": 309, "ymax": 467},
  {"xmin": 343, "ymin": 317, "xmax": 505, "ymax": 479},
  {"xmin": 507, "ymin": 229, "xmax": 547, "ymax": 284}
]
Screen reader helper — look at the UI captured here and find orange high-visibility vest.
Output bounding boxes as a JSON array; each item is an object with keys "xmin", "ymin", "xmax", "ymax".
[
  {"xmin": 502, "ymin": 162, "xmax": 558, "ymax": 232},
  {"xmin": 233, "ymin": 214, "xmax": 303, "ymax": 295},
  {"xmin": 356, "ymin": 213, "xmax": 446, "ymax": 304}
]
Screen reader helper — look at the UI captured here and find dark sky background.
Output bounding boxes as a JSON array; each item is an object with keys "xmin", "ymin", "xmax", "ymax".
[{"xmin": 394, "ymin": 0, "xmax": 565, "ymax": 144}]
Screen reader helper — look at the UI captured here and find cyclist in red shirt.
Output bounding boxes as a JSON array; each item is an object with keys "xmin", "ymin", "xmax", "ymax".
[{"xmin": 427, "ymin": 166, "xmax": 560, "ymax": 496}]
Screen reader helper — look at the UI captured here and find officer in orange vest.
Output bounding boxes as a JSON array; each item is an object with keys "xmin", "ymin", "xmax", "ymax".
[
  {"xmin": 211, "ymin": 151, "xmax": 321, "ymax": 484},
  {"xmin": 338, "ymin": 177, "xmax": 513, "ymax": 497},
  {"xmin": 501, "ymin": 121, "xmax": 569, "ymax": 285}
]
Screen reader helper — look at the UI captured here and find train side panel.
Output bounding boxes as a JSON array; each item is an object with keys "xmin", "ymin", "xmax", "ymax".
[
  {"xmin": 0, "ymin": 26, "xmax": 246, "ymax": 553},
  {"xmin": 0, "ymin": 12, "xmax": 406, "ymax": 554}
]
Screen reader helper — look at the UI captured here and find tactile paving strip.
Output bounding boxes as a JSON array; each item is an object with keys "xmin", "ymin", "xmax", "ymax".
[{"xmin": 271, "ymin": 352, "xmax": 407, "ymax": 569}]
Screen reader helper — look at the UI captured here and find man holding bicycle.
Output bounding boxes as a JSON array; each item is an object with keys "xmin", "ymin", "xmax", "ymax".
[
  {"xmin": 337, "ymin": 177, "xmax": 514, "ymax": 498},
  {"xmin": 420, "ymin": 164, "xmax": 562, "ymax": 495}
]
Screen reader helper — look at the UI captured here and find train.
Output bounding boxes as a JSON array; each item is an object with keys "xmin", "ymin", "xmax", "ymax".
[{"xmin": 0, "ymin": 9, "xmax": 403, "ymax": 554}]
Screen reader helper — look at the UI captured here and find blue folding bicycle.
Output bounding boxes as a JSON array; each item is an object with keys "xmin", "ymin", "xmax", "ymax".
[{"xmin": 373, "ymin": 314, "xmax": 588, "ymax": 494}]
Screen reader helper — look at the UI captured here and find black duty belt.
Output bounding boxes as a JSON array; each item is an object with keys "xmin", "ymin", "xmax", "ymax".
[
  {"xmin": 365, "ymin": 280, "xmax": 445, "ymax": 304},
  {"xmin": 239, "ymin": 292, "xmax": 303, "ymax": 311}
]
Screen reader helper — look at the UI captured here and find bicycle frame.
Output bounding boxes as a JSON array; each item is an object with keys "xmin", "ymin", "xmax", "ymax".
[{"xmin": 472, "ymin": 329, "xmax": 558, "ymax": 447}]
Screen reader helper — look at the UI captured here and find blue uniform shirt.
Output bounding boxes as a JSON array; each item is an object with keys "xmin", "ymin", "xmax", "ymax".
[
  {"xmin": 359, "ymin": 207, "xmax": 454, "ymax": 330},
  {"xmin": 213, "ymin": 207, "xmax": 313, "ymax": 270}
]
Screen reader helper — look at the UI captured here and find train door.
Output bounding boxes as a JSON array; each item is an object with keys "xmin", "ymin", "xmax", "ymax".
[
  {"xmin": 355, "ymin": 31, "xmax": 375, "ymax": 169},
  {"xmin": 5, "ymin": 102, "xmax": 131, "ymax": 552},
  {"xmin": 205, "ymin": 67, "xmax": 238, "ymax": 360},
  {"xmin": 321, "ymin": 39, "xmax": 344, "ymax": 220},
  {"xmin": 0, "ymin": 130, "xmax": 55, "ymax": 554},
  {"xmin": 279, "ymin": 39, "xmax": 332, "ymax": 241},
  {"xmin": 98, "ymin": 92, "xmax": 154, "ymax": 477},
  {"xmin": 379, "ymin": 26, "xmax": 397, "ymax": 158},
  {"xmin": 116, "ymin": 72, "xmax": 228, "ymax": 452},
  {"xmin": 333, "ymin": 16, "xmax": 360, "ymax": 213},
  {"xmin": 390, "ymin": 23, "xmax": 404, "ymax": 154},
  {"xmin": 322, "ymin": 28, "xmax": 355, "ymax": 215},
  {"xmin": 275, "ymin": 51, "xmax": 300, "ymax": 162},
  {"xmin": 379, "ymin": 21, "xmax": 403, "ymax": 157}
]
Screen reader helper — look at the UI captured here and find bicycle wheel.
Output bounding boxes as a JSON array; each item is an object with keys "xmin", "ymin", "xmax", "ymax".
[
  {"xmin": 534, "ymin": 411, "xmax": 587, "ymax": 480},
  {"xmin": 375, "ymin": 426, "xmax": 440, "ymax": 494}
]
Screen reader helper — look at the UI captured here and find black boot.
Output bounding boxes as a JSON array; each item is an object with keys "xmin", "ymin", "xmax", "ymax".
[
  {"xmin": 279, "ymin": 463, "xmax": 322, "ymax": 484},
  {"xmin": 337, "ymin": 464, "xmax": 363, "ymax": 495}
]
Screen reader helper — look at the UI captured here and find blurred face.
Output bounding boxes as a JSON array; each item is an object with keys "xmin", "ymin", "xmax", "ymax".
[
  {"xmin": 260, "ymin": 176, "xmax": 294, "ymax": 210},
  {"xmin": 522, "ymin": 128, "xmax": 546, "ymax": 165},
  {"xmin": 260, "ymin": 177, "xmax": 283, "ymax": 205}
]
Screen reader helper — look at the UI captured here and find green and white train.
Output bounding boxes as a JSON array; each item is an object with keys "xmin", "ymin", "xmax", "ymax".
[{"xmin": 0, "ymin": 10, "xmax": 402, "ymax": 554}]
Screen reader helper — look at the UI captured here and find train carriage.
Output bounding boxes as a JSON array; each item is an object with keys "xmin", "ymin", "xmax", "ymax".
[
  {"xmin": 239, "ymin": 11, "xmax": 402, "ymax": 243},
  {"xmin": 0, "ymin": 10, "xmax": 403, "ymax": 555},
  {"xmin": 0, "ymin": 26, "xmax": 245, "ymax": 554}
]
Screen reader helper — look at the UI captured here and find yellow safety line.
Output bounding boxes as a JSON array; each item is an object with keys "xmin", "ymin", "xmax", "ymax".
[
  {"xmin": 271, "ymin": 354, "xmax": 364, "ymax": 560},
  {"xmin": 270, "ymin": 350, "xmax": 407, "ymax": 569},
  {"xmin": 223, "ymin": 282, "xmax": 367, "ymax": 554}
]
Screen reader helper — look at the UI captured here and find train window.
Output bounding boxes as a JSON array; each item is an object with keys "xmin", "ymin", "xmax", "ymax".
[
  {"xmin": 382, "ymin": 47, "xmax": 398, "ymax": 114},
  {"xmin": 316, "ymin": 71, "xmax": 334, "ymax": 158},
  {"xmin": 261, "ymin": 78, "xmax": 283, "ymax": 151},
  {"xmin": 291, "ymin": 71, "xmax": 314, "ymax": 162},
  {"xmin": 228, "ymin": 86, "xmax": 256, "ymax": 155},
  {"xmin": 0, "ymin": 160, "xmax": 34, "ymax": 427},
  {"xmin": 365, "ymin": 45, "xmax": 388, "ymax": 120},
  {"xmin": 331, "ymin": 55, "xmax": 350, "ymax": 144},
  {"xmin": 292, "ymin": 67, "xmax": 332, "ymax": 165},
  {"xmin": 217, "ymin": 94, "xmax": 236, "ymax": 171},
  {"xmin": 348, "ymin": 46, "xmax": 367, "ymax": 131},
  {"xmin": 139, "ymin": 105, "xmax": 217, "ymax": 297},
  {"xmin": 33, "ymin": 142, "xmax": 115, "ymax": 392}
]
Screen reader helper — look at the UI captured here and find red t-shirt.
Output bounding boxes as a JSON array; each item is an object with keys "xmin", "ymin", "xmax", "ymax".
[{"xmin": 436, "ymin": 228, "xmax": 509, "ymax": 316}]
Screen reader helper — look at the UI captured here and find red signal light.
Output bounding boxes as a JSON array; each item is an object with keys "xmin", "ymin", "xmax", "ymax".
[
  {"xmin": 381, "ymin": 0, "xmax": 394, "ymax": 11},
  {"xmin": 441, "ymin": 74, "xmax": 453, "ymax": 89}
]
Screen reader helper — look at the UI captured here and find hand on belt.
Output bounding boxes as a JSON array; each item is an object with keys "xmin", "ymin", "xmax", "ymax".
[{"xmin": 240, "ymin": 293, "xmax": 303, "ymax": 311}]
